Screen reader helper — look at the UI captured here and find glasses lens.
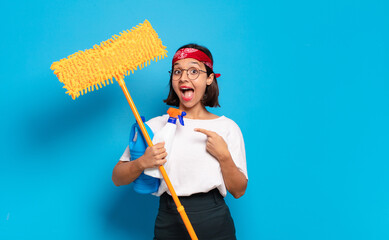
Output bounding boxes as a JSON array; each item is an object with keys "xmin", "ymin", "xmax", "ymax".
[
  {"xmin": 188, "ymin": 67, "xmax": 199, "ymax": 80},
  {"xmin": 172, "ymin": 69, "xmax": 182, "ymax": 80}
]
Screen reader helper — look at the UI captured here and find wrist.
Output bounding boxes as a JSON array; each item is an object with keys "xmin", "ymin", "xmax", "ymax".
[
  {"xmin": 134, "ymin": 157, "xmax": 145, "ymax": 172},
  {"xmin": 218, "ymin": 151, "xmax": 231, "ymax": 163}
]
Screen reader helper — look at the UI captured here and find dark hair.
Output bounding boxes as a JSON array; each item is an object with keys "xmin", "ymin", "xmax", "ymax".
[{"xmin": 163, "ymin": 43, "xmax": 220, "ymax": 107}]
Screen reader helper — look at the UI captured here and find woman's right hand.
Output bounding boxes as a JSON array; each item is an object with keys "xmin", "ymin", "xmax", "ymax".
[{"xmin": 138, "ymin": 142, "xmax": 167, "ymax": 170}]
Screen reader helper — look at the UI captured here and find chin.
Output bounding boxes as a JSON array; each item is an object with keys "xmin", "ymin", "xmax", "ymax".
[
  {"xmin": 179, "ymin": 99, "xmax": 200, "ymax": 109},
  {"xmin": 179, "ymin": 102, "xmax": 193, "ymax": 109}
]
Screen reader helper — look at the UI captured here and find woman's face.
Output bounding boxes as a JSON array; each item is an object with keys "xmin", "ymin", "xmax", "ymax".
[{"xmin": 171, "ymin": 58, "xmax": 214, "ymax": 109}]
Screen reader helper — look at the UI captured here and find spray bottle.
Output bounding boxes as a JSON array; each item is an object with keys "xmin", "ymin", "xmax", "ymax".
[
  {"xmin": 129, "ymin": 116, "xmax": 160, "ymax": 194},
  {"xmin": 144, "ymin": 108, "xmax": 186, "ymax": 179}
]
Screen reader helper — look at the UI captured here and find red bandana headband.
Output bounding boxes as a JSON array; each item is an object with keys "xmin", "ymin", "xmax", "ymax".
[{"xmin": 172, "ymin": 48, "xmax": 221, "ymax": 78}]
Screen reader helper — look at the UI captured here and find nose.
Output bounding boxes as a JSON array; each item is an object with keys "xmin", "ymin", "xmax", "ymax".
[{"xmin": 179, "ymin": 69, "xmax": 190, "ymax": 82}]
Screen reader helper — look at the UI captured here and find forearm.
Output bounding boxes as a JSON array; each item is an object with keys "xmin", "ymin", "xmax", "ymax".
[
  {"xmin": 112, "ymin": 143, "xmax": 167, "ymax": 186},
  {"xmin": 112, "ymin": 158, "xmax": 144, "ymax": 186},
  {"xmin": 218, "ymin": 153, "xmax": 248, "ymax": 199}
]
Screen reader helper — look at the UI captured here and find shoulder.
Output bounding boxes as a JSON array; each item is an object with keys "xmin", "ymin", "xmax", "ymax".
[
  {"xmin": 217, "ymin": 116, "xmax": 244, "ymax": 138},
  {"xmin": 146, "ymin": 114, "xmax": 169, "ymax": 124},
  {"xmin": 218, "ymin": 116, "xmax": 241, "ymax": 129}
]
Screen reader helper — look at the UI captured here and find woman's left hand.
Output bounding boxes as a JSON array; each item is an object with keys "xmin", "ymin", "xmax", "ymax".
[
  {"xmin": 195, "ymin": 128, "xmax": 247, "ymax": 198},
  {"xmin": 194, "ymin": 128, "xmax": 229, "ymax": 161}
]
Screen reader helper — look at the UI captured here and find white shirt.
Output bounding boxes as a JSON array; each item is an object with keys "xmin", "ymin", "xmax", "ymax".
[{"xmin": 120, "ymin": 115, "xmax": 248, "ymax": 197}]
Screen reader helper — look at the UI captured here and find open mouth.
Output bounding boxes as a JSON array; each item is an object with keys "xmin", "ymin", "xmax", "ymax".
[{"xmin": 180, "ymin": 86, "xmax": 194, "ymax": 102}]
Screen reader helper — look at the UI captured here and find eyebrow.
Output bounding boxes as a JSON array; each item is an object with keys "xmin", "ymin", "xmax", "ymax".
[{"xmin": 173, "ymin": 61, "xmax": 200, "ymax": 67}]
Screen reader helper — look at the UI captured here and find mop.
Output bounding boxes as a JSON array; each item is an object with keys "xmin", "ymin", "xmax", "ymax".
[{"xmin": 50, "ymin": 19, "xmax": 198, "ymax": 240}]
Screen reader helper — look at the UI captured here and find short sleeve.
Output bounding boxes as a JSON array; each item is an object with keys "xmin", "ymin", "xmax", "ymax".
[
  {"xmin": 226, "ymin": 121, "xmax": 248, "ymax": 179},
  {"xmin": 119, "ymin": 145, "xmax": 130, "ymax": 161}
]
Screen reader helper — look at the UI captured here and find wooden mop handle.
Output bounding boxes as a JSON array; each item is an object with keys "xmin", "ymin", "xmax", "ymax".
[{"xmin": 117, "ymin": 78, "xmax": 198, "ymax": 240}]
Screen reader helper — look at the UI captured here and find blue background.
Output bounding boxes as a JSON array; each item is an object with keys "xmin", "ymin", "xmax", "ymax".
[{"xmin": 1, "ymin": 0, "xmax": 388, "ymax": 239}]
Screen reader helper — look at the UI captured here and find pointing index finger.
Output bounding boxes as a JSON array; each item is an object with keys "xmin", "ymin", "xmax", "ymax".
[{"xmin": 194, "ymin": 128, "xmax": 214, "ymax": 136}]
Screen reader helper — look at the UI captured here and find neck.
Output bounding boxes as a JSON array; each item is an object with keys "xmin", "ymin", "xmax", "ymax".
[{"xmin": 179, "ymin": 103, "xmax": 209, "ymax": 119}]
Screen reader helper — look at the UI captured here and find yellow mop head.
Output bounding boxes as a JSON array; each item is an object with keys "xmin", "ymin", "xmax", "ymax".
[{"xmin": 50, "ymin": 19, "xmax": 167, "ymax": 99}]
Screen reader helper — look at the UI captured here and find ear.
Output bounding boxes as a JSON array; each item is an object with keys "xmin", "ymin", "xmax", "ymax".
[{"xmin": 206, "ymin": 73, "xmax": 214, "ymax": 86}]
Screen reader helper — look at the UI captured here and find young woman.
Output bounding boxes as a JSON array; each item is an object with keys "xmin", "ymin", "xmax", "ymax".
[{"xmin": 112, "ymin": 43, "xmax": 248, "ymax": 240}]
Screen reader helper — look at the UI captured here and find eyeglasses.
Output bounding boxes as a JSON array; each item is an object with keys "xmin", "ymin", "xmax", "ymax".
[{"xmin": 169, "ymin": 67, "xmax": 207, "ymax": 81}]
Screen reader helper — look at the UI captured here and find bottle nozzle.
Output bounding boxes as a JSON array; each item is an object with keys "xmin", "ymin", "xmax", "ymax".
[{"xmin": 167, "ymin": 108, "xmax": 186, "ymax": 126}]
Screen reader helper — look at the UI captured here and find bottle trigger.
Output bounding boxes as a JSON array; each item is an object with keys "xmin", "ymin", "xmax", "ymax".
[
  {"xmin": 178, "ymin": 115, "xmax": 184, "ymax": 126},
  {"xmin": 178, "ymin": 112, "xmax": 186, "ymax": 126}
]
